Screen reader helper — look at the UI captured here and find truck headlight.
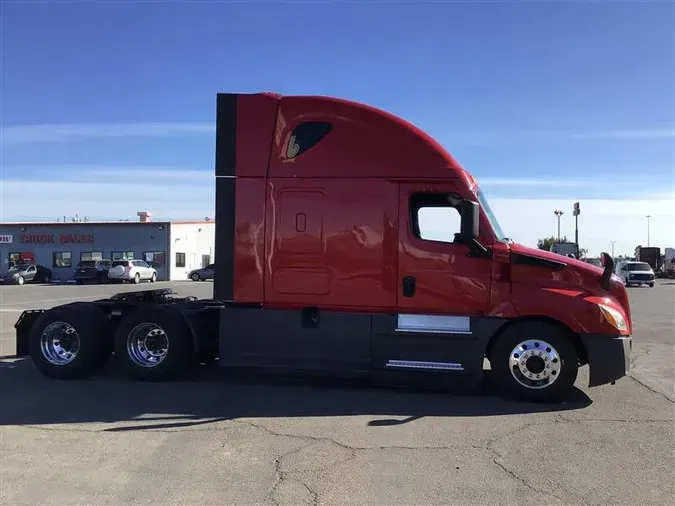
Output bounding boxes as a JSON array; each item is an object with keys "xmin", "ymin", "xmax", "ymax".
[{"xmin": 598, "ymin": 304, "xmax": 628, "ymax": 333}]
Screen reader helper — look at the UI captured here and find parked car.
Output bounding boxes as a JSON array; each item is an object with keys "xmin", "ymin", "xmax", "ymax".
[
  {"xmin": 73, "ymin": 259, "xmax": 112, "ymax": 284},
  {"xmin": 614, "ymin": 260, "xmax": 655, "ymax": 287},
  {"xmin": 188, "ymin": 264, "xmax": 215, "ymax": 281},
  {"xmin": 107, "ymin": 259, "xmax": 157, "ymax": 284},
  {"xmin": 0, "ymin": 263, "xmax": 52, "ymax": 285}
]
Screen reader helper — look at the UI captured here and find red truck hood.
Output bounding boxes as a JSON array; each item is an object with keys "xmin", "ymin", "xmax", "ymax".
[{"xmin": 507, "ymin": 242, "xmax": 632, "ymax": 330}]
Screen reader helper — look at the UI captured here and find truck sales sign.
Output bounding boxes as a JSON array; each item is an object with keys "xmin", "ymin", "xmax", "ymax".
[
  {"xmin": 0, "ymin": 234, "xmax": 13, "ymax": 244},
  {"xmin": 21, "ymin": 234, "xmax": 94, "ymax": 244}
]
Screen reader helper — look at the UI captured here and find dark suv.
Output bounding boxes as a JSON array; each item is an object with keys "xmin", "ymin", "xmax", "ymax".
[{"xmin": 73, "ymin": 260, "xmax": 112, "ymax": 284}]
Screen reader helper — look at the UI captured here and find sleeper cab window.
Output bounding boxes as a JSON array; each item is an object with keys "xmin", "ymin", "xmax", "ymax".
[
  {"xmin": 410, "ymin": 193, "xmax": 462, "ymax": 244},
  {"xmin": 286, "ymin": 122, "xmax": 332, "ymax": 159}
]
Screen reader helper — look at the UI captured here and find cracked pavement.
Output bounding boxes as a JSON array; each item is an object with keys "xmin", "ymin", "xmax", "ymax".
[{"xmin": 1, "ymin": 282, "xmax": 674, "ymax": 505}]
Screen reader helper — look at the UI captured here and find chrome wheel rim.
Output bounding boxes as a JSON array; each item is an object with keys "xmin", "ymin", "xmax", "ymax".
[
  {"xmin": 126, "ymin": 323, "xmax": 169, "ymax": 368},
  {"xmin": 509, "ymin": 339, "xmax": 562, "ymax": 390},
  {"xmin": 40, "ymin": 321, "xmax": 80, "ymax": 365}
]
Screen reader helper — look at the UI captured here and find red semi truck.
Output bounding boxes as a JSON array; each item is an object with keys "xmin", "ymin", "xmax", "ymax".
[{"xmin": 14, "ymin": 92, "xmax": 632, "ymax": 402}]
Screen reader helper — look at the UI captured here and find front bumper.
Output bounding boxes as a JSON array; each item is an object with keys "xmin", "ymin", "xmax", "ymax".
[{"xmin": 579, "ymin": 334, "xmax": 631, "ymax": 387}]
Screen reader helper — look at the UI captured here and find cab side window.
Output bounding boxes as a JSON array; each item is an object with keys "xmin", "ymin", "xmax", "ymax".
[{"xmin": 410, "ymin": 192, "xmax": 462, "ymax": 244}]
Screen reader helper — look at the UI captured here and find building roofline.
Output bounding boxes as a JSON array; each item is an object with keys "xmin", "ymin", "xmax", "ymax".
[{"xmin": 0, "ymin": 220, "xmax": 215, "ymax": 227}]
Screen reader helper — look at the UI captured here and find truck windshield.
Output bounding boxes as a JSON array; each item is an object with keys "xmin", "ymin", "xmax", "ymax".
[{"xmin": 476, "ymin": 188, "xmax": 508, "ymax": 242}]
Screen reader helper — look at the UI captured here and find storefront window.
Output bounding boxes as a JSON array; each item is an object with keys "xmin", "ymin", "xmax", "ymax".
[
  {"xmin": 112, "ymin": 251, "xmax": 134, "ymax": 261},
  {"xmin": 143, "ymin": 251, "xmax": 166, "ymax": 268},
  {"xmin": 81, "ymin": 251, "xmax": 103, "ymax": 261},
  {"xmin": 175, "ymin": 252, "xmax": 186, "ymax": 268},
  {"xmin": 53, "ymin": 251, "xmax": 72, "ymax": 268},
  {"xmin": 9, "ymin": 252, "xmax": 21, "ymax": 267}
]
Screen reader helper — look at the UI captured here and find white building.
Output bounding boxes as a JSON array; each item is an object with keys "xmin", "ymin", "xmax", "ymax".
[
  {"xmin": 0, "ymin": 214, "xmax": 216, "ymax": 282},
  {"xmin": 169, "ymin": 221, "xmax": 216, "ymax": 280}
]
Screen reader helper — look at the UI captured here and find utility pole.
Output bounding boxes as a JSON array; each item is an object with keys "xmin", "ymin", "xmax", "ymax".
[
  {"xmin": 646, "ymin": 215, "xmax": 651, "ymax": 247},
  {"xmin": 610, "ymin": 240, "xmax": 616, "ymax": 257},
  {"xmin": 573, "ymin": 202, "xmax": 580, "ymax": 258},
  {"xmin": 554, "ymin": 210, "xmax": 564, "ymax": 242}
]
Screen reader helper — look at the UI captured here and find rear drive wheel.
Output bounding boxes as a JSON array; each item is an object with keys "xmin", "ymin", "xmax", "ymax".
[
  {"xmin": 191, "ymin": 273, "xmax": 200, "ymax": 281},
  {"xmin": 29, "ymin": 304, "xmax": 111, "ymax": 379},
  {"xmin": 489, "ymin": 321, "xmax": 579, "ymax": 402},
  {"xmin": 114, "ymin": 306, "xmax": 194, "ymax": 381},
  {"xmin": 17, "ymin": 276, "xmax": 25, "ymax": 285}
]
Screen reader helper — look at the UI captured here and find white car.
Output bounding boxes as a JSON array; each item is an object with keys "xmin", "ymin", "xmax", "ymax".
[
  {"xmin": 614, "ymin": 260, "xmax": 655, "ymax": 287},
  {"xmin": 107, "ymin": 259, "xmax": 157, "ymax": 284}
]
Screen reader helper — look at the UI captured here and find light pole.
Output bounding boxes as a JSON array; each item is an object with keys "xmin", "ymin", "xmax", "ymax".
[
  {"xmin": 610, "ymin": 240, "xmax": 616, "ymax": 257},
  {"xmin": 554, "ymin": 210, "xmax": 564, "ymax": 242},
  {"xmin": 646, "ymin": 215, "xmax": 651, "ymax": 247}
]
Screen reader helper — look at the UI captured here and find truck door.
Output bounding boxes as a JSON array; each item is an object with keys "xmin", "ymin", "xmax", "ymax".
[{"xmin": 371, "ymin": 183, "xmax": 493, "ymax": 384}]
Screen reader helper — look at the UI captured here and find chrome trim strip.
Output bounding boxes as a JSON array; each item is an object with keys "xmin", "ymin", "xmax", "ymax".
[
  {"xmin": 385, "ymin": 360, "xmax": 464, "ymax": 371},
  {"xmin": 396, "ymin": 314, "xmax": 472, "ymax": 334}
]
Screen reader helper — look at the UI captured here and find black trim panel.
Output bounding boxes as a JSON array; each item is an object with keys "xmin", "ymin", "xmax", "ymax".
[
  {"xmin": 214, "ymin": 178, "xmax": 236, "ymax": 301},
  {"xmin": 220, "ymin": 307, "xmax": 372, "ymax": 378},
  {"xmin": 579, "ymin": 334, "xmax": 631, "ymax": 387},
  {"xmin": 371, "ymin": 314, "xmax": 506, "ymax": 390},
  {"xmin": 215, "ymin": 93, "xmax": 237, "ymax": 177},
  {"xmin": 512, "ymin": 253, "xmax": 567, "ymax": 271},
  {"xmin": 218, "ymin": 306, "xmax": 509, "ymax": 389},
  {"xmin": 213, "ymin": 93, "xmax": 238, "ymax": 301}
]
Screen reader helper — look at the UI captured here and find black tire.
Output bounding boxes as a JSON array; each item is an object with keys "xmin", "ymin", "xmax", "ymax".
[
  {"xmin": 29, "ymin": 304, "xmax": 111, "ymax": 379},
  {"xmin": 113, "ymin": 306, "xmax": 195, "ymax": 381},
  {"xmin": 150, "ymin": 272, "xmax": 157, "ymax": 283},
  {"xmin": 489, "ymin": 321, "xmax": 579, "ymax": 402},
  {"xmin": 133, "ymin": 273, "xmax": 140, "ymax": 284},
  {"xmin": 648, "ymin": 283, "xmax": 654, "ymax": 288},
  {"xmin": 191, "ymin": 273, "xmax": 200, "ymax": 281},
  {"xmin": 17, "ymin": 276, "xmax": 25, "ymax": 286}
]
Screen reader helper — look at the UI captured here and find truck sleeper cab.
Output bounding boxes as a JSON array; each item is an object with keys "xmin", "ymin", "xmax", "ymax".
[{"xmin": 14, "ymin": 92, "xmax": 632, "ymax": 403}]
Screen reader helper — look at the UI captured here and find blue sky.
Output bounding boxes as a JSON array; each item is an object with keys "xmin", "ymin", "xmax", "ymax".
[{"xmin": 1, "ymin": 0, "xmax": 674, "ymax": 255}]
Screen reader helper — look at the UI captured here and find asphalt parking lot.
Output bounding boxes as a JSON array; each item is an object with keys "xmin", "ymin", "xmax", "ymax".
[{"xmin": 1, "ymin": 281, "xmax": 673, "ymax": 505}]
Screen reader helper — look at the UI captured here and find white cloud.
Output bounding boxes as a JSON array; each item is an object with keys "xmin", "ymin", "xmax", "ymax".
[
  {"xmin": 2, "ymin": 122, "xmax": 673, "ymax": 146},
  {"xmin": 477, "ymin": 177, "xmax": 590, "ymax": 187},
  {"xmin": 1, "ymin": 173, "xmax": 672, "ymax": 259},
  {"xmin": 1, "ymin": 123, "xmax": 214, "ymax": 143},
  {"xmin": 566, "ymin": 129, "xmax": 675, "ymax": 140}
]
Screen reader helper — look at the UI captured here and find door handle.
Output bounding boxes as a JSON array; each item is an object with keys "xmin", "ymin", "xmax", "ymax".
[{"xmin": 402, "ymin": 276, "xmax": 416, "ymax": 298}]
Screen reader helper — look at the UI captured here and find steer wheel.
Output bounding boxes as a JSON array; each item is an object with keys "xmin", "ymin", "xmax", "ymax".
[{"xmin": 489, "ymin": 321, "xmax": 579, "ymax": 403}]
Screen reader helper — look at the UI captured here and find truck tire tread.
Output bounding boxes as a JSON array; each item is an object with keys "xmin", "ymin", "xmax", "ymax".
[
  {"xmin": 113, "ymin": 306, "xmax": 194, "ymax": 381},
  {"xmin": 29, "ymin": 304, "xmax": 111, "ymax": 379}
]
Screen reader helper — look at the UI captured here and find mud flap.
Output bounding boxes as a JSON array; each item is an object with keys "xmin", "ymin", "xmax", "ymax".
[
  {"xmin": 580, "ymin": 334, "xmax": 632, "ymax": 387},
  {"xmin": 13, "ymin": 310, "xmax": 46, "ymax": 357}
]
